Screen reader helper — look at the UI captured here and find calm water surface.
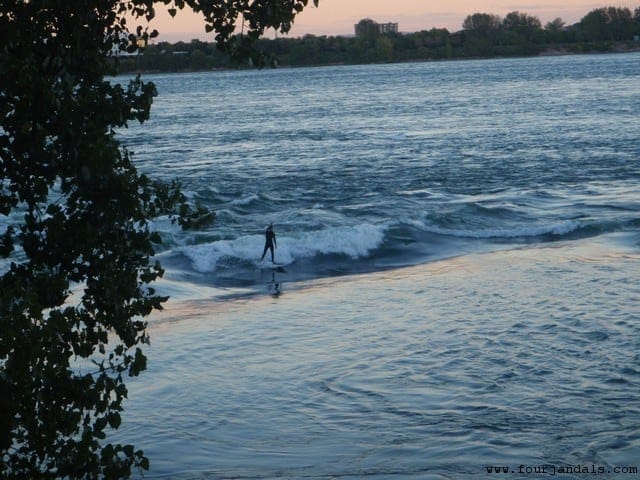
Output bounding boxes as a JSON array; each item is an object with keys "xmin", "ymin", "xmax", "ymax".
[{"xmin": 117, "ymin": 235, "xmax": 640, "ymax": 479}]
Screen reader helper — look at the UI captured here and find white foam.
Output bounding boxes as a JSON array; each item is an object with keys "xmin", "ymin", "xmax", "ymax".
[
  {"xmin": 287, "ymin": 224, "xmax": 386, "ymax": 260},
  {"xmin": 180, "ymin": 223, "xmax": 386, "ymax": 273},
  {"xmin": 145, "ymin": 215, "xmax": 186, "ymax": 237},
  {"xmin": 181, "ymin": 235, "xmax": 261, "ymax": 272},
  {"xmin": 230, "ymin": 194, "xmax": 259, "ymax": 206}
]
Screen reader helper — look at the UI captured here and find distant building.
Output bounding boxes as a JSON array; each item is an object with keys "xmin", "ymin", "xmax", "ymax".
[
  {"xmin": 379, "ymin": 22, "xmax": 399, "ymax": 35},
  {"xmin": 354, "ymin": 19, "xmax": 399, "ymax": 37}
]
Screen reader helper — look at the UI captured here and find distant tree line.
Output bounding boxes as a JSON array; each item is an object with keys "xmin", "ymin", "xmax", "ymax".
[{"xmin": 117, "ymin": 5, "xmax": 640, "ymax": 73}]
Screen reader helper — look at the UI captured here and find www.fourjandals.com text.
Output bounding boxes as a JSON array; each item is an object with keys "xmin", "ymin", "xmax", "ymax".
[{"xmin": 484, "ymin": 464, "xmax": 639, "ymax": 476}]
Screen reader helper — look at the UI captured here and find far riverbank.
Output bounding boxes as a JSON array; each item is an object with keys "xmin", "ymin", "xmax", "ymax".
[{"xmin": 115, "ymin": 38, "xmax": 640, "ymax": 75}]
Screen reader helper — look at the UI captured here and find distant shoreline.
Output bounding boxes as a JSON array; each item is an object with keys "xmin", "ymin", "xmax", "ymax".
[
  {"xmin": 538, "ymin": 42, "xmax": 640, "ymax": 56},
  {"xmin": 116, "ymin": 43, "xmax": 640, "ymax": 76}
]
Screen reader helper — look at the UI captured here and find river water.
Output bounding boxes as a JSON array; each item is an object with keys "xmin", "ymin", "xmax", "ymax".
[
  {"xmin": 120, "ymin": 52, "xmax": 639, "ymax": 292},
  {"xmin": 109, "ymin": 53, "xmax": 640, "ymax": 479}
]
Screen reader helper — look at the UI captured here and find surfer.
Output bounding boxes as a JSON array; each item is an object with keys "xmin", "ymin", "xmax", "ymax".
[{"xmin": 260, "ymin": 223, "xmax": 277, "ymax": 263}]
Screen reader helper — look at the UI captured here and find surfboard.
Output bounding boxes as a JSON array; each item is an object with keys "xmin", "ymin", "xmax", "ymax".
[{"xmin": 257, "ymin": 260, "xmax": 286, "ymax": 272}]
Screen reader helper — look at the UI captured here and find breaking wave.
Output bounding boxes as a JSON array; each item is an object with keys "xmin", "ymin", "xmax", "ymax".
[{"xmin": 179, "ymin": 223, "xmax": 386, "ymax": 273}]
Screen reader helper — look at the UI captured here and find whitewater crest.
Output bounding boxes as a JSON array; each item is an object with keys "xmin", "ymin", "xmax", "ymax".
[{"xmin": 179, "ymin": 223, "xmax": 387, "ymax": 273}]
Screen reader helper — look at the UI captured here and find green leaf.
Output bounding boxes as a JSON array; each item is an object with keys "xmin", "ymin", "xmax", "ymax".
[
  {"xmin": 108, "ymin": 412, "xmax": 122, "ymax": 429},
  {"xmin": 139, "ymin": 456, "xmax": 150, "ymax": 470}
]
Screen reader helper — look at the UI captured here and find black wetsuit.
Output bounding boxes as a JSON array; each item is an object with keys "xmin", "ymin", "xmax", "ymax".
[{"xmin": 261, "ymin": 226, "xmax": 276, "ymax": 262}]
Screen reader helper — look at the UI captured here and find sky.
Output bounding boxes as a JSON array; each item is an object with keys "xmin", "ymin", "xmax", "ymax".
[{"xmin": 148, "ymin": 0, "xmax": 618, "ymax": 42}]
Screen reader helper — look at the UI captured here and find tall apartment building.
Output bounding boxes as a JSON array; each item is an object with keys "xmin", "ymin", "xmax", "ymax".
[
  {"xmin": 354, "ymin": 20, "xmax": 399, "ymax": 36},
  {"xmin": 379, "ymin": 22, "xmax": 399, "ymax": 34}
]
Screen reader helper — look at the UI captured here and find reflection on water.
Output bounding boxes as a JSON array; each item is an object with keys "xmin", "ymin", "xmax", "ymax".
[{"xmin": 265, "ymin": 269, "xmax": 283, "ymax": 297}]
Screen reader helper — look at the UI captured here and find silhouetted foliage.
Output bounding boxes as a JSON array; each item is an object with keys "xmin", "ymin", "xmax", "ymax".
[
  {"xmin": 503, "ymin": 11, "xmax": 543, "ymax": 41},
  {"xmin": 0, "ymin": 0, "xmax": 317, "ymax": 479},
  {"xmin": 545, "ymin": 17, "xmax": 567, "ymax": 43},
  {"xmin": 578, "ymin": 6, "xmax": 636, "ymax": 41},
  {"xmin": 462, "ymin": 12, "xmax": 503, "ymax": 38}
]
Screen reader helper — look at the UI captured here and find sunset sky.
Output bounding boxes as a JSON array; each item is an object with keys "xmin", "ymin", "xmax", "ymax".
[{"xmin": 148, "ymin": 0, "xmax": 619, "ymax": 42}]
